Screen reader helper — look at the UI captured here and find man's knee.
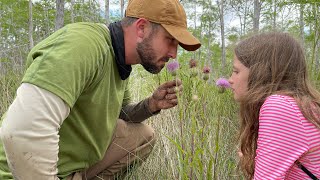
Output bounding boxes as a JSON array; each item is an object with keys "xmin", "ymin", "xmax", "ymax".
[{"xmin": 140, "ymin": 123, "xmax": 157, "ymax": 147}]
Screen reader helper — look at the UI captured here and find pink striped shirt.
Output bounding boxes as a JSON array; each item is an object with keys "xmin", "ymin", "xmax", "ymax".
[{"xmin": 254, "ymin": 95, "xmax": 320, "ymax": 180}]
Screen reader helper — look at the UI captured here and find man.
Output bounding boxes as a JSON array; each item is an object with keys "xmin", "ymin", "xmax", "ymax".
[{"xmin": 0, "ymin": 0, "xmax": 201, "ymax": 179}]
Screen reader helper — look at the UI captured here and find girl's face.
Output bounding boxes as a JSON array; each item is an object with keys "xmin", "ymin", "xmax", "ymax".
[{"xmin": 228, "ymin": 55, "xmax": 250, "ymax": 102}]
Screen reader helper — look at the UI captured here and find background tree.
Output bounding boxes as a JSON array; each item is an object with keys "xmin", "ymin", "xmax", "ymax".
[
  {"xmin": 253, "ymin": 0, "xmax": 261, "ymax": 32},
  {"xmin": 105, "ymin": 0, "xmax": 110, "ymax": 25},
  {"xmin": 230, "ymin": 0, "xmax": 250, "ymax": 36},
  {"xmin": 28, "ymin": 0, "xmax": 34, "ymax": 49},
  {"xmin": 120, "ymin": 0, "xmax": 124, "ymax": 18},
  {"xmin": 70, "ymin": 0, "xmax": 75, "ymax": 23},
  {"xmin": 217, "ymin": 0, "xmax": 226, "ymax": 70},
  {"xmin": 55, "ymin": 0, "xmax": 65, "ymax": 31}
]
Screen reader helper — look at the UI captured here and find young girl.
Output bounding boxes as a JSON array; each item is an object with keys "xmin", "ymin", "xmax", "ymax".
[{"xmin": 229, "ymin": 32, "xmax": 320, "ymax": 179}]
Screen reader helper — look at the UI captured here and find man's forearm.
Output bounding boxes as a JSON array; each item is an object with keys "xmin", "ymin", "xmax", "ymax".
[
  {"xmin": 119, "ymin": 97, "xmax": 160, "ymax": 123},
  {"xmin": 0, "ymin": 83, "xmax": 70, "ymax": 179}
]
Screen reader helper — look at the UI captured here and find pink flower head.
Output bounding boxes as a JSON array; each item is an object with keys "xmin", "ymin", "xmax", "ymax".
[
  {"xmin": 166, "ymin": 61, "xmax": 180, "ymax": 75},
  {"xmin": 216, "ymin": 78, "xmax": 230, "ymax": 88},
  {"xmin": 189, "ymin": 59, "xmax": 197, "ymax": 68},
  {"xmin": 203, "ymin": 66, "xmax": 211, "ymax": 74}
]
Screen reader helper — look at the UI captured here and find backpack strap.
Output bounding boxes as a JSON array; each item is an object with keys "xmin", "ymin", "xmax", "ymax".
[{"xmin": 295, "ymin": 160, "xmax": 319, "ymax": 180}]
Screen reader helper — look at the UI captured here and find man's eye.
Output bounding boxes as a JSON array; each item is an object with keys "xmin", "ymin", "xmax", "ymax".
[{"xmin": 167, "ymin": 37, "xmax": 175, "ymax": 42}]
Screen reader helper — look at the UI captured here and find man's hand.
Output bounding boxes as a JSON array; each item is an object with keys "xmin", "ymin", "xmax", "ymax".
[{"xmin": 148, "ymin": 79, "xmax": 182, "ymax": 113}]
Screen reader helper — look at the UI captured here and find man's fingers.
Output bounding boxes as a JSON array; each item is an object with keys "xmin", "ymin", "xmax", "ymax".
[
  {"xmin": 166, "ymin": 85, "xmax": 183, "ymax": 94},
  {"xmin": 165, "ymin": 94, "xmax": 177, "ymax": 100},
  {"xmin": 159, "ymin": 79, "xmax": 182, "ymax": 89},
  {"xmin": 160, "ymin": 99, "xmax": 178, "ymax": 108}
]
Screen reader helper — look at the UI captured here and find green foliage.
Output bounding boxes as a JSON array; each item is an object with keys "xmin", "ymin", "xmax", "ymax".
[
  {"xmin": 0, "ymin": 0, "xmax": 29, "ymax": 45},
  {"xmin": 227, "ymin": 34, "xmax": 239, "ymax": 44}
]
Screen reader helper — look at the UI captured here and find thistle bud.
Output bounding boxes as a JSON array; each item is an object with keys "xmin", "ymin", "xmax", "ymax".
[{"xmin": 189, "ymin": 59, "xmax": 197, "ymax": 68}]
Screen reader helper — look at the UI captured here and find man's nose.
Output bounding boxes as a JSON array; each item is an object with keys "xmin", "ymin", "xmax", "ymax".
[{"xmin": 168, "ymin": 45, "xmax": 178, "ymax": 59}]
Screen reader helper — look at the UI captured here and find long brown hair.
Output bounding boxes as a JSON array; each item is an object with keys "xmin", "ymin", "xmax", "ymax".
[{"xmin": 235, "ymin": 32, "xmax": 320, "ymax": 178}]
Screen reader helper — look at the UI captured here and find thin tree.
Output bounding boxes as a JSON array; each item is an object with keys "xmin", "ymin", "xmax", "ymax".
[
  {"xmin": 28, "ymin": 0, "xmax": 34, "ymax": 49},
  {"xmin": 55, "ymin": 0, "xmax": 65, "ymax": 31},
  {"xmin": 193, "ymin": 0, "xmax": 197, "ymax": 59},
  {"xmin": 311, "ymin": 3, "xmax": 319, "ymax": 70},
  {"xmin": 253, "ymin": 0, "xmax": 261, "ymax": 33},
  {"xmin": 70, "ymin": 0, "xmax": 75, "ymax": 23},
  {"xmin": 230, "ymin": 0, "xmax": 249, "ymax": 36},
  {"xmin": 299, "ymin": 3, "xmax": 305, "ymax": 47},
  {"xmin": 273, "ymin": 0, "xmax": 277, "ymax": 30},
  {"xmin": 120, "ymin": 0, "xmax": 124, "ymax": 18},
  {"xmin": 105, "ymin": 0, "xmax": 110, "ymax": 25},
  {"xmin": 218, "ymin": 0, "xmax": 226, "ymax": 70},
  {"xmin": 243, "ymin": 0, "xmax": 249, "ymax": 35}
]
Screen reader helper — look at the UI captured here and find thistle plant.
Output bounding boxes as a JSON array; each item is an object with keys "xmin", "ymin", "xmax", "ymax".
[
  {"xmin": 159, "ymin": 58, "xmax": 239, "ymax": 180},
  {"xmin": 189, "ymin": 59, "xmax": 197, "ymax": 68},
  {"xmin": 215, "ymin": 78, "xmax": 231, "ymax": 93},
  {"xmin": 189, "ymin": 59, "xmax": 198, "ymax": 78},
  {"xmin": 166, "ymin": 60, "xmax": 187, "ymax": 166},
  {"xmin": 166, "ymin": 60, "xmax": 180, "ymax": 76},
  {"xmin": 202, "ymin": 66, "xmax": 211, "ymax": 81}
]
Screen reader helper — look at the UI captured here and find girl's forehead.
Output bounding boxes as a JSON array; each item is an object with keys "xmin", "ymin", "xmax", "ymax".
[{"xmin": 233, "ymin": 57, "xmax": 242, "ymax": 65}]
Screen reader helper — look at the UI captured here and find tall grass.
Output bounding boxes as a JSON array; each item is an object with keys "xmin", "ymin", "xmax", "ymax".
[
  {"xmin": 0, "ymin": 62, "xmax": 242, "ymax": 179},
  {"xmin": 126, "ymin": 63, "xmax": 242, "ymax": 180},
  {"xmin": 0, "ymin": 65, "xmax": 23, "ymax": 117}
]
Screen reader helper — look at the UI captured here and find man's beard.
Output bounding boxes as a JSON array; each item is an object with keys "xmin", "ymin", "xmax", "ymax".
[{"xmin": 137, "ymin": 36, "xmax": 164, "ymax": 74}]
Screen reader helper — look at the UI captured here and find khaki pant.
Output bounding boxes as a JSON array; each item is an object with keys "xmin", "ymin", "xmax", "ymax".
[{"xmin": 67, "ymin": 119, "xmax": 156, "ymax": 180}]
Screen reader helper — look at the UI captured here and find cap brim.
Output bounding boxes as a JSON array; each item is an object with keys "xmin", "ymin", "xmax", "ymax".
[{"xmin": 162, "ymin": 24, "xmax": 201, "ymax": 51}]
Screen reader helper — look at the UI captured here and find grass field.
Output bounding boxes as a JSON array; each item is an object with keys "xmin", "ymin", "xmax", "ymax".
[
  {"xmin": 123, "ymin": 63, "xmax": 242, "ymax": 180},
  {"xmin": 0, "ymin": 61, "xmax": 242, "ymax": 179},
  {"xmin": 2, "ymin": 59, "xmax": 320, "ymax": 179}
]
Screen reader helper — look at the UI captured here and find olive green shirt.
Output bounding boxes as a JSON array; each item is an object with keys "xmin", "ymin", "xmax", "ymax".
[{"xmin": 0, "ymin": 22, "xmax": 131, "ymax": 179}]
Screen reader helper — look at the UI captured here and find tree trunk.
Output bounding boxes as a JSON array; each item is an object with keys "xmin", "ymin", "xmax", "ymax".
[
  {"xmin": 55, "ymin": 0, "xmax": 65, "ymax": 31},
  {"xmin": 218, "ymin": 0, "xmax": 226, "ymax": 70},
  {"xmin": 273, "ymin": 0, "xmax": 276, "ymax": 30},
  {"xmin": 105, "ymin": 0, "xmax": 110, "ymax": 25},
  {"xmin": 120, "ymin": 0, "xmax": 124, "ymax": 18},
  {"xmin": 0, "ymin": 7, "xmax": 2, "ymax": 45},
  {"xmin": 70, "ymin": 0, "xmax": 75, "ymax": 23},
  {"xmin": 193, "ymin": 2, "xmax": 197, "ymax": 59},
  {"xmin": 313, "ymin": 4, "xmax": 319, "ymax": 70},
  {"xmin": 28, "ymin": 0, "xmax": 34, "ymax": 49},
  {"xmin": 299, "ymin": 3, "xmax": 304, "ymax": 47},
  {"xmin": 316, "ymin": 37, "xmax": 320, "ymax": 71},
  {"xmin": 253, "ymin": 0, "xmax": 261, "ymax": 33},
  {"xmin": 243, "ymin": 0, "xmax": 248, "ymax": 35}
]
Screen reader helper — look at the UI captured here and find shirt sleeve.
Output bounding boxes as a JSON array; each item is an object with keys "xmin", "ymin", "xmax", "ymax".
[
  {"xmin": 119, "ymin": 98, "xmax": 160, "ymax": 123},
  {"xmin": 119, "ymin": 81, "xmax": 160, "ymax": 122},
  {"xmin": 254, "ymin": 95, "xmax": 308, "ymax": 179},
  {"xmin": 0, "ymin": 83, "xmax": 70, "ymax": 179}
]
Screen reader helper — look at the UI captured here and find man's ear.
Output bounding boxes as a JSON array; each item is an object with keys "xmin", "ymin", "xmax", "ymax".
[{"xmin": 135, "ymin": 18, "xmax": 150, "ymax": 42}]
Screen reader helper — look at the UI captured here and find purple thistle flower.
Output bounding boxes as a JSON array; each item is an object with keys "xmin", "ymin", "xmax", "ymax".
[
  {"xmin": 166, "ymin": 61, "xmax": 180, "ymax": 75},
  {"xmin": 216, "ymin": 78, "xmax": 230, "ymax": 88}
]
